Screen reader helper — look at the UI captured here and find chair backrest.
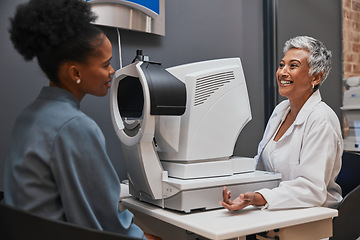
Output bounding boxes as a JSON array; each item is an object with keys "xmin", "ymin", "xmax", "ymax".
[
  {"xmin": 336, "ymin": 152, "xmax": 360, "ymax": 197},
  {"xmin": 0, "ymin": 202, "xmax": 141, "ymax": 240},
  {"xmin": 330, "ymin": 185, "xmax": 360, "ymax": 240}
]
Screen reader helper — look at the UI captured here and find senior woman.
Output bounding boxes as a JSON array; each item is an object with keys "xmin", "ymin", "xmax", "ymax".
[{"xmin": 220, "ymin": 36, "xmax": 343, "ymax": 211}]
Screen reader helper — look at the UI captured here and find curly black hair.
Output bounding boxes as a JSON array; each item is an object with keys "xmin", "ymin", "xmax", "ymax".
[{"xmin": 9, "ymin": 0, "xmax": 104, "ymax": 83}]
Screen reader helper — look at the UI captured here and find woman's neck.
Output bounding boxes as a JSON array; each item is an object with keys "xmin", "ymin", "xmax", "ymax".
[{"xmin": 49, "ymin": 81, "xmax": 84, "ymax": 102}]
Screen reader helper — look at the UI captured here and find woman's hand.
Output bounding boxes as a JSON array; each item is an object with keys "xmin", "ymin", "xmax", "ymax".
[{"xmin": 219, "ymin": 186, "xmax": 267, "ymax": 211}]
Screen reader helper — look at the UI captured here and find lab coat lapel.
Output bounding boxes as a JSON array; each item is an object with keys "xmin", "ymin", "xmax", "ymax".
[
  {"xmin": 256, "ymin": 91, "xmax": 323, "ymax": 169},
  {"xmin": 293, "ymin": 90, "xmax": 322, "ymax": 125},
  {"xmin": 257, "ymin": 100, "xmax": 290, "ymax": 158},
  {"xmin": 276, "ymin": 90, "xmax": 322, "ymax": 141}
]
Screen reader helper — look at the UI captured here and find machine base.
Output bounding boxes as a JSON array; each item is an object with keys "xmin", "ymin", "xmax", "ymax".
[
  {"xmin": 130, "ymin": 171, "xmax": 281, "ymax": 213},
  {"xmin": 161, "ymin": 156, "xmax": 255, "ymax": 179}
]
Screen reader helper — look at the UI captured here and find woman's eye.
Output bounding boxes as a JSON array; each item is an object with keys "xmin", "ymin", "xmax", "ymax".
[
  {"xmin": 290, "ymin": 63, "xmax": 299, "ymax": 68},
  {"xmin": 279, "ymin": 63, "xmax": 284, "ymax": 68}
]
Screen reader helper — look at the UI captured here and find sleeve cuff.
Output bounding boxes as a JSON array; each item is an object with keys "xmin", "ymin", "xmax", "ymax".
[{"xmin": 260, "ymin": 203, "xmax": 269, "ymax": 210}]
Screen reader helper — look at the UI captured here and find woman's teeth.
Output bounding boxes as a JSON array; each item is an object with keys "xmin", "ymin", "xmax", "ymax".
[{"xmin": 281, "ymin": 80, "xmax": 292, "ymax": 84}]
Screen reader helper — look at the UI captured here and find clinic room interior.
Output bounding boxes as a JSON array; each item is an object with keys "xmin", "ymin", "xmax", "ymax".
[{"xmin": 0, "ymin": 1, "xmax": 359, "ymax": 240}]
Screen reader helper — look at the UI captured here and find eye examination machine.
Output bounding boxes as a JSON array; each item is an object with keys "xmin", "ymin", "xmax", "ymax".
[{"xmin": 110, "ymin": 51, "xmax": 281, "ymax": 212}]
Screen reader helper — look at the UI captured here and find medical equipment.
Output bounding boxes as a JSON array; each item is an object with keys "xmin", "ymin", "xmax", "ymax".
[
  {"xmin": 88, "ymin": 0, "xmax": 165, "ymax": 36},
  {"xmin": 110, "ymin": 51, "xmax": 281, "ymax": 212},
  {"xmin": 341, "ymin": 76, "xmax": 360, "ymax": 152}
]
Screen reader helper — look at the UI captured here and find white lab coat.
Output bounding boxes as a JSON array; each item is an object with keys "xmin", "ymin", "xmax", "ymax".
[{"xmin": 255, "ymin": 90, "xmax": 343, "ymax": 209}]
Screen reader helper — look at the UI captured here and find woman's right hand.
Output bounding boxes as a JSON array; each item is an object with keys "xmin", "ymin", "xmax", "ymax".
[{"xmin": 219, "ymin": 186, "xmax": 266, "ymax": 211}]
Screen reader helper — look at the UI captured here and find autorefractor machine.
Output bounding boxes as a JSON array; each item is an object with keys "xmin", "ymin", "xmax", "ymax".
[
  {"xmin": 341, "ymin": 76, "xmax": 360, "ymax": 152},
  {"xmin": 110, "ymin": 51, "xmax": 281, "ymax": 213}
]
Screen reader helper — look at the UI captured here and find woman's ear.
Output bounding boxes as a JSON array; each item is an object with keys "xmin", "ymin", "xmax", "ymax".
[
  {"xmin": 312, "ymin": 71, "xmax": 323, "ymax": 87},
  {"xmin": 68, "ymin": 64, "xmax": 81, "ymax": 83}
]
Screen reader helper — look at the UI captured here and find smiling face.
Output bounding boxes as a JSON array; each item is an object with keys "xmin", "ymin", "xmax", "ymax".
[
  {"xmin": 276, "ymin": 48, "xmax": 320, "ymax": 105},
  {"xmin": 75, "ymin": 35, "xmax": 115, "ymax": 99}
]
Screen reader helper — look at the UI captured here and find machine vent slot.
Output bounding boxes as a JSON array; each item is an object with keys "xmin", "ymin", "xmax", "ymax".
[{"xmin": 194, "ymin": 71, "xmax": 235, "ymax": 106}]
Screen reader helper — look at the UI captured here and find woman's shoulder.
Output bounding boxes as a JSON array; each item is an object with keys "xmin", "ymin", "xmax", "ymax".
[
  {"xmin": 33, "ymin": 97, "xmax": 100, "ymax": 137},
  {"xmin": 53, "ymin": 113, "xmax": 105, "ymax": 149},
  {"xmin": 61, "ymin": 113, "xmax": 99, "ymax": 133},
  {"xmin": 310, "ymin": 101, "xmax": 339, "ymax": 122},
  {"xmin": 307, "ymin": 101, "xmax": 342, "ymax": 134},
  {"xmin": 42, "ymin": 101, "xmax": 93, "ymax": 129}
]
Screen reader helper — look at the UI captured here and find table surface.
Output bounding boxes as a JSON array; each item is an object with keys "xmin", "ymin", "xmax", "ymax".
[{"xmin": 122, "ymin": 198, "xmax": 338, "ymax": 240}]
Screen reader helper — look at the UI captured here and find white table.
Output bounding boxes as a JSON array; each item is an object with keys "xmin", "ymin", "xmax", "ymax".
[{"xmin": 121, "ymin": 198, "xmax": 338, "ymax": 240}]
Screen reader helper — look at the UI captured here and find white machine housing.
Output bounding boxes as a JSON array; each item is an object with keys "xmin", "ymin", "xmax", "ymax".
[
  {"xmin": 156, "ymin": 58, "xmax": 257, "ymax": 179},
  {"xmin": 110, "ymin": 55, "xmax": 281, "ymax": 212},
  {"xmin": 341, "ymin": 76, "xmax": 360, "ymax": 152}
]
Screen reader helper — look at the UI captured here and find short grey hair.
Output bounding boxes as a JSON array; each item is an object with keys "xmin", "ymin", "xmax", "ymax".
[{"xmin": 283, "ymin": 36, "xmax": 332, "ymax": 87}]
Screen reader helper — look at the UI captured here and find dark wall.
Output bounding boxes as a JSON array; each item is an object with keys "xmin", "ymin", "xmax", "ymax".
[{"xmin": 0, "ymin": 0, "xmax": 266, "ymax": 189}]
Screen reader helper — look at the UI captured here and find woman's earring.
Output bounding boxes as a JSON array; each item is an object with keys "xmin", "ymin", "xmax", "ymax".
[
  {"xmin": 76, "ymin": 79, "xmax": 81, "ymax": 84},
  {"xmin": 312, "ymin": 83, "xmax": 314, "ymax": 89}
]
